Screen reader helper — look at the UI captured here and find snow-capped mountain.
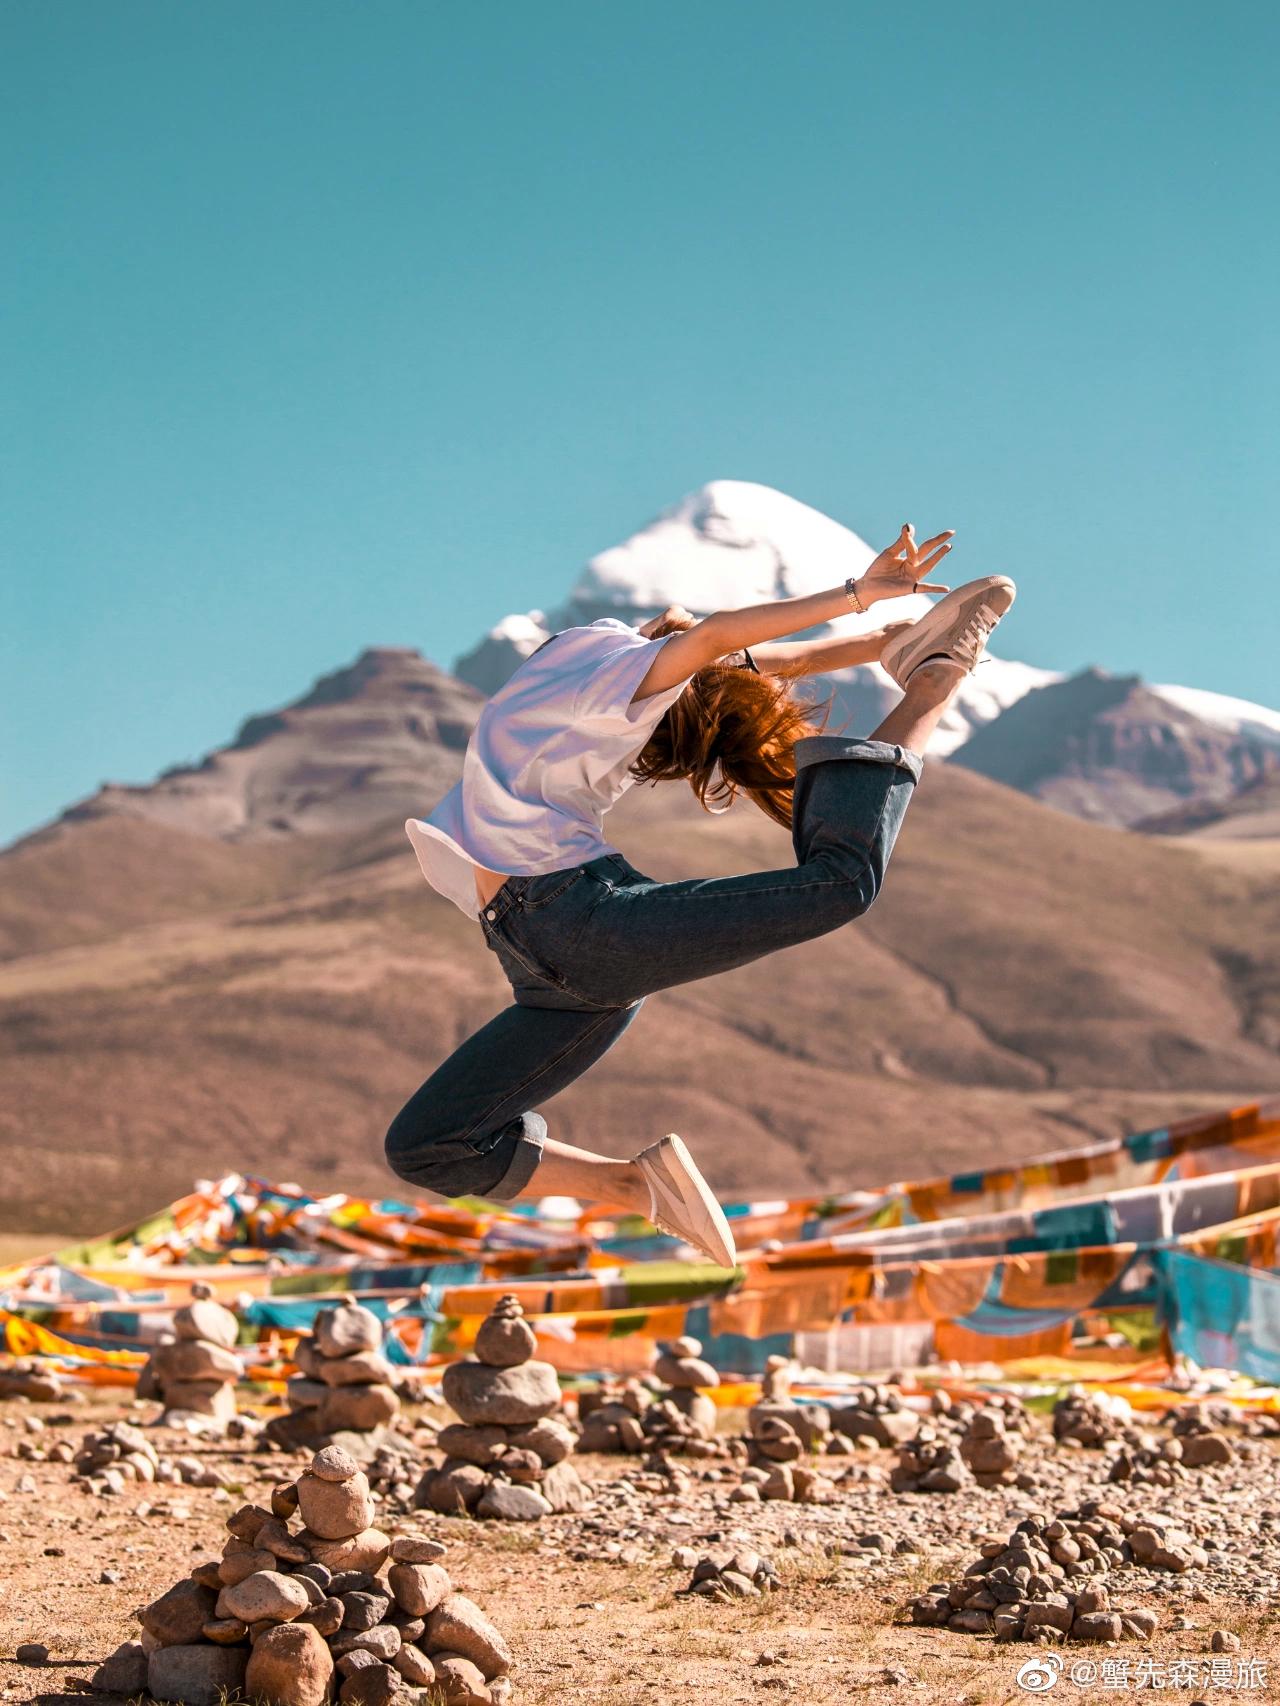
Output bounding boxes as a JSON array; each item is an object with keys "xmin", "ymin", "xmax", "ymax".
[{"xmin": 453, "ymin": 479, "xmax": 1060, "ymax": 751}]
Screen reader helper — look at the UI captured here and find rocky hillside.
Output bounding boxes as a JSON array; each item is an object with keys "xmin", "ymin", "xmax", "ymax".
[
  {"xmin": 951, "ymin": 670, "xmax": 1280, "ymax": 828},
  {"xmin": 55, "ymin": 649, "xmax": 481, "ymax": 843},
  {"xmin": 2, "ymin": 744, "xmax": 1277, "ymax": 1235},
  {"xmin": 1138, "ymin": 774, "xmax": 1280, "ymax": 840}
]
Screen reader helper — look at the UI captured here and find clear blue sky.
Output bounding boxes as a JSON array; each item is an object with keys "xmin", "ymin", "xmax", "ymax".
[{"xmin": 4, "ymin": 2, "xmax": 1277, "ymax": 846}]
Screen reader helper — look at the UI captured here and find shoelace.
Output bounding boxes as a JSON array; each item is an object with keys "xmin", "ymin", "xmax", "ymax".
[{"xmin": 953, "ymin": 604, "xmax": 998, "ymax": 666}]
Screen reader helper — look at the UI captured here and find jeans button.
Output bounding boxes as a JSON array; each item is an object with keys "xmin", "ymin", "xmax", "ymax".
[{"xmin": 484, "ymin": 908, "xmax": 496, "ymax": 921}]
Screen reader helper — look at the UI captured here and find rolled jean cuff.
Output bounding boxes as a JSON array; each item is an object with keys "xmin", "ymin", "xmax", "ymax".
[
  {"xmin": 477, "ymin": 1111, "xmax": 546, "ymax": 1202},
  {"xmin": 794, "ymin": 735, "xmax": 924, "ymax": 785}
]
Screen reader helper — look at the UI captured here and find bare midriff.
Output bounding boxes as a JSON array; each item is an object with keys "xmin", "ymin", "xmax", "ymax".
[{"xmin": 473, "ymin": 866, "xmax": 510, "ymax": 909}]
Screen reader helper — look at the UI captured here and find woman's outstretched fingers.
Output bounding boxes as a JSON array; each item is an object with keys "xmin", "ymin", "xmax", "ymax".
[{"xmin": 915, "ymin": 541, "xmax": 953, "ymax": 579}]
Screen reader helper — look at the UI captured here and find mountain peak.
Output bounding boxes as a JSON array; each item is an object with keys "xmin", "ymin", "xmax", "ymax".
[
  {"xmin": 58, "ymin": 649, "xmax": 482, "ymax": 843},
  {"xmin": 954, "ymin": 668, "xmax": 1280, "ymax": 825}
]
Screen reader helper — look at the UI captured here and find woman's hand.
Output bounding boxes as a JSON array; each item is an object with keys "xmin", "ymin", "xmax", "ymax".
[
  {"xmin": 638, "ymin": 605, "xmax": 694, "ymax": 638},
  {"xmin": 856, "ymin": 524, "xmax": 954, "ymax": 605}
]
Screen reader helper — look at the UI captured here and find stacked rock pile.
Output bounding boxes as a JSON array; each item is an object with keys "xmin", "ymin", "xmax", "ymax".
[
  {"xmin": 0, "ymin": 1359, "xmax": 69, "ymax": 1402},
  {"xmin": 673, "ymin": 1544, "xmax": 782, "ymax": 1602},
  {"xmin": 577, "ymin": 1379, "xmax": 649, "ymax": 1454},
  {"xmin": 648, "ymin": 1336, "xmax": 720, "ymax": 1448},
  {"xmin": 578, "ymin": 1338, "xmax": 727, "ymax": 1458},
  {"xmin": 138, "ymin": 1287, "xmax": 243, "ymax": 1426},
  {"xmin": 272, "ymin": 1301, "xmax": 402, "ymax": 1448},
  {"xmin": 418, "ymin": 1295, "xmax": 587, "ymax": 1520},
  {"xmin": 91, "ymin": 1443, "xmax": 514, "ymax": 1705},
  {"xmin": 1167, "ymin": 1405, "xmax": 1238, "ymax": 1467},
  {"xmin": 744, "ymin": 1356, "xmax": 836, "ymax": 1461},
  {"xmin": 907, "ymin": 1498, "xmax": 1211, "ymax": 1644},
  {"xmin": 828, "ymin": 1381, "xmax": 921, "ymax": 1450},
  {"xmin": 731, "ymin": 1459, "xmax": 836, "ymax": 1505},
  {"xmin": 1053, "ymin": 1392, "xmax": 1121, "ymax": 1448},
  {"xmin": 13, "ymin": 1415, "xmax": 74, "ymax": 1467},
  {"xmin": 890, "ymin": 1397, "xmax": 1032, "ymax": 1493},
  {"xmin": 71, "ymin": 1421, "xmax": 235, "ymax": 1495},
  {"xmin": 890, "ymin": 1434, "xmax": 970, "ymax": 1494},
  {"xmin": 959, "ymin": 1408, "xmax": 1023, "ymax": 1487}
]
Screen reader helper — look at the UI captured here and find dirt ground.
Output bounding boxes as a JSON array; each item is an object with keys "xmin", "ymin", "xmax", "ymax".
[{"xmin": 1, "ymin": 1396, "xmax": 1277, "ymax": 1706}]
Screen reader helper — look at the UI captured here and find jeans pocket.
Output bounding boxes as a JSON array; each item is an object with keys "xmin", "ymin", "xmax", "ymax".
[{"xmin": 520, "ymin": 868, "xmax": 588, "ymax": 910}]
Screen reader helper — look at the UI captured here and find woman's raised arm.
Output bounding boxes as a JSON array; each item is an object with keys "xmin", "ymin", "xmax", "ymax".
[{"xmin": 630, "ymin": 524, "xmax": 953, "ymax": 701}]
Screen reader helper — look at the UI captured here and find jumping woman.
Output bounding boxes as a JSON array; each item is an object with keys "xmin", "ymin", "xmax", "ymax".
[{"xmin": 388, "ymin": 524, "xmax": 1015, "ymax": 1267}]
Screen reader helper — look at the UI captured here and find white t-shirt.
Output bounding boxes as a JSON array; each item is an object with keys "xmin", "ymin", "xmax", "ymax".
[{"xmin": 406, "ymin": 619, "xmax": 693, "ymax": 917}]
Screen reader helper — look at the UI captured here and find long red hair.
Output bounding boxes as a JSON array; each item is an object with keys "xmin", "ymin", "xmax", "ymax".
[{"xmin": 630, "ymin": 616, "xmax": 827, "ymax": 828}]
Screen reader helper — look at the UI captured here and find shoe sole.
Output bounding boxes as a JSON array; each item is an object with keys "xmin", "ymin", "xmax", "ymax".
[
  {"xmin": 880, "ymin": 576, "xmax": 1016, "ymax": 688},
  {"xmin": 637, "ymin": 1134, "xmax": 737, "ymax": 1268}
]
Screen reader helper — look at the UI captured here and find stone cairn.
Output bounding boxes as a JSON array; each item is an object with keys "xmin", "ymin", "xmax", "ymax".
[
  {"xmin": 890, "ymin": 1434, "xmax": 970, "ymax": 1494},
  {"xmin": 70, "ymin": 1419, "xmax": 234, "ymax": 1495},
  {"xmin": 828, "ymin": 1379, "xmax": 923, "ymax": 1451},
  {"xmin": 1052, "ymin": 1391, "xmax": 1121, "ymax": 1448},
  {"xmin": 907, "ymin": 1498, "xmax": 1212, "ymax": 1645},
  {"xmin": 891, "ymin": 1393, "xmax": 1032, "ymax": 1493},
  {"xmin": 418, "ymin": 1295, "xmax": 587, "ymax": 1520},
  {"xmin": 732, "ymin": 1357, "xmax": 837, "ymax": 1504},
  {"xmin": 92, "ymin": 1443, "xmax": 513, "ymax": 1705},
  {"xmin": 959, "ymin": 1407, "xmax": 1023, "ymax": 1487},
  {"xmin": 579, "ymin": 1335, "xmax": 725, "ymax": 1458},
  {"xmin": 673, "ymin": 1544, "xmax": 782, "ymax": 1603},
  {"xmin": 0, "ymin": 1359, "xmax": 69, "ymax": 1402},
  {"xmin": 1166, "ymin": 1403, "xmax": 1238, "ymax": 1466},
  {"xmin": 576, "ymin": 1378, "xmax": 650, "ymax": 1454},
  {"xmin": 272, "ymin": 1301, "xmax": 401, "ymax": 1448},
  {"xmin": 138, "ymin": 1286, "xmax": 243, "ymax": 1427}
]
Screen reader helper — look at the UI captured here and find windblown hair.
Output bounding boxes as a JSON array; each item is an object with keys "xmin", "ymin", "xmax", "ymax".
[{"xmin": 630, "ymin": 616, "xmax": 827, "ymax": 828}]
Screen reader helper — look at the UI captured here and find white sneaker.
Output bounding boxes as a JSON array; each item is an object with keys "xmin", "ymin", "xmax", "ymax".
[
  {"xmin": 634, "ymin": 1134, "xmax": 737, "ymax": 1268},
  {"xmin": 879, "ymin": 576, "xmax": 1016, "ymax": 689}
]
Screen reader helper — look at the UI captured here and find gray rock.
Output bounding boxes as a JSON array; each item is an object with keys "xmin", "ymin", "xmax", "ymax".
[
  {"xmin": 476, "ymin": 1480, "xmax": 552, "ymax": 1521},
  {"xmin": 216, "ymin": 1568, "xmax": 311, "ymax": 1624},
  {"xmin": 505, "ymin": 1417, "xmax": 575, "ymax": 1465},
  {"xmin": 418, "ymin": 1462, "xmax": 487, "ymax": 1515},
  {"xmin": 318, "ymin": 1383, "xmax": 401, "ymax": 1433},
  {"xmin": 319, "ymin": 1351, "xmax": 396, "ymax": 1388},
  {"xmin": 92, "ymin": 1640, "xmax": 149, "ymax": 1694},
  {"xmin": 147, "ymin": 1642, "xmax": 249, "ymax": 1705},
  {"xmin": 430, "ymin": 1652, "xmax": 491, "ymax": 1704},
  {"xmin": 173, "ymin": 1299, "xmax": 240, "ymax": 1349},
  {"xmin": 390, "ymin": 1536, "xmax": 448, "ymax": 1565},
  {"xmin": 331, "ymin": 1624, "xmax": 402, "ymax": 1661},
  {"xmin": 388, "ymin": 1562, "xmax": 453, "ymax": 1617},
  {"xmin": 312, "ymin": 1444, "xmax": 361, "ymax": 1481},
  {"xmin": 653, "ymin": 1353, "xmax": 719, "ymax": 1389},
  {"xmin": 341, "ymin": 1590, "xmax": 392, "ymax": 1631},
  {"xmin": 338, "ymin": 1660, "xmax": 402, "ymax": 1706},
  {"xmin": 442, "ymin": 1358, "xmax": 560, "ymax": 1426},
  {"xmin": 141, "ymin": 1577, "xmax": 218, "ymax": 1646},
  {"xmin": 434, "ymin": 1424, "xmax": 510, "ymax": 1466},
  {"xmin": 474, "ymin": 1305, "xmax": 537, "ymax": 1369},
  {"xmin": 540, "ymin": 1460, "xmax": 590, "ymax": 1513},
  {"xmin": 394, "ymin": 1644, "xmax": 437, "ymax": 1686},
  {"xmin": 425, "ymin": 1595, "xmax": 511, "ymax": 1680},
  {"xmin": 316, "ymin": 1303, "xmax": 383, "ymax": 1359},
  {"xmin": 305, "ymin": 1527, "xmax": 392, "ymax": 1575}
]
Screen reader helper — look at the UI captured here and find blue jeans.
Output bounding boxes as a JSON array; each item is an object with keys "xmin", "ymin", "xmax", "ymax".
[{"xmin": 384, "ymin": 737, "xmax": 922, "ymax": 1200}]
